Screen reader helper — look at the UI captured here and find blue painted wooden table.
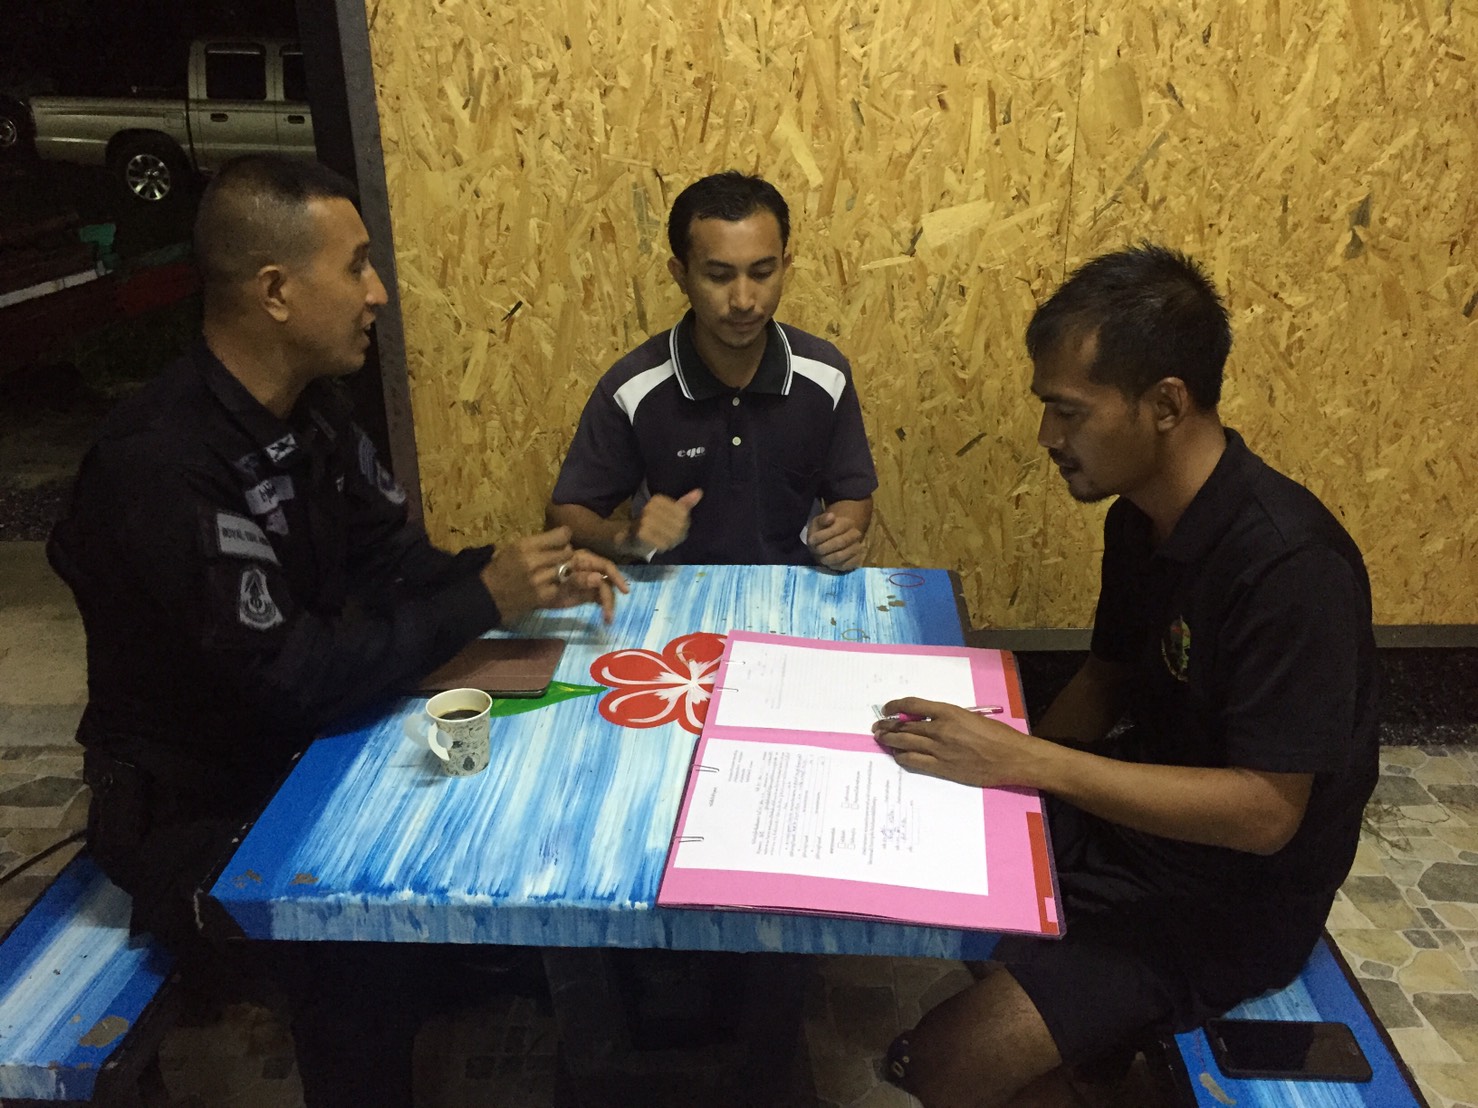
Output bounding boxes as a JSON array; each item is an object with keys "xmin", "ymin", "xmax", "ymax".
[{"xmin": 207, "ymin": 564, "xmax": 1000, "ymax": 959}]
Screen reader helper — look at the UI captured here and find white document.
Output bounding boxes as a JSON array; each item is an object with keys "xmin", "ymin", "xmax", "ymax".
[
  {"xmin": 713, "ymin": 639, "xmax": 978, "ymax": 734},
  {"xmin": 674, "ymin": 738, "xmax": 989, "ymax": 896}
]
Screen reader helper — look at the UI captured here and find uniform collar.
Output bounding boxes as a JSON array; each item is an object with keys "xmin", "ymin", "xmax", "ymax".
[
  {"xmin": 1152, "ymin": 428, "xmax": 1258, "ymax": 564},
  {"xmin": 193, "ymin": 341, "xmax": 327, "ymax": 471},
  {"xmin": 669, "ymin": 310, "xmax": 791, "ymax": 401}
]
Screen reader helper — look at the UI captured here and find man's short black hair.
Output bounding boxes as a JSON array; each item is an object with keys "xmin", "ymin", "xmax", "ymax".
[
  {"xmin": 195, "ymin": 154, "xmax": 360, "ymax": 296},
  {"xmin": 667, "ymin": 171, "xmax": 791, "ymax": 263},
  {"xmin": 1025, "ymin": 243, "xmax": 1232, "ymax": 409}
]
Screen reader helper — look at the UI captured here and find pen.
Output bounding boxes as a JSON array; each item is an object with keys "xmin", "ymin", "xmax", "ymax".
[{"xmin": 874, "ymin": 704, "xmax": 1005, "ymax": 723}]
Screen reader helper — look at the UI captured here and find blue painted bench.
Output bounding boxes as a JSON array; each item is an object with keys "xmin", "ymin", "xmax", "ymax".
[
  {"xmin": 0, "ymin": 853, "xmax": 178, "ymax": 1106},
  {"xmin": 1148, "ymin": 932, "xmax": 1429, "ymax": 1107}
]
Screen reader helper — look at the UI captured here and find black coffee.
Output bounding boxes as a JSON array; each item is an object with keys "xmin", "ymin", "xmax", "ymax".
[{"xmin": 437, "ymin": 708, "xmax": 484, "ymax": 721}]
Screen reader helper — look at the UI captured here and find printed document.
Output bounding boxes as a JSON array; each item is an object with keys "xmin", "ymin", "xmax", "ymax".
[
  {"xmin": 714, "ymin": 637, "xmax": 977, "ymax": 734},
  {"xmin": 674, "ymin": 737, "xmax": 989, "ymax": 895}
]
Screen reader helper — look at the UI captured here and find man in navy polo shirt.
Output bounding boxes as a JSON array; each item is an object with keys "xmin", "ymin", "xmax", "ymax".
[
  {"xmin": 872, "ymin": 245, "xmax": 1379, "ymax": 1107},
  {"xmin": 548, "ymin": 171, "xmax": 878, "ymax": 568}
]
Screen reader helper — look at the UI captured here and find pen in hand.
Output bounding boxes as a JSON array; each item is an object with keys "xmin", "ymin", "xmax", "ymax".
[{"xmin": 872, "ymin": 704, "xmax": 1004, "ymax": 723}]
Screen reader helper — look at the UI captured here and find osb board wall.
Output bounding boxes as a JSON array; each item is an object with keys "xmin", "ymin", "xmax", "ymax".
[{"xmin": 363, "ymin": 0, "xmax": 1477, "ymax": 628}]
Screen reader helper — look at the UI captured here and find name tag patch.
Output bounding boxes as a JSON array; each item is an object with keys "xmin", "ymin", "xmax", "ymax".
[
  {"xmin": 215, "ymin": 511, "xmax": 279, "ymax": 565},
  {"xmin": 237, "ymin": 565, "xmax": 285, "ymax": 631}
]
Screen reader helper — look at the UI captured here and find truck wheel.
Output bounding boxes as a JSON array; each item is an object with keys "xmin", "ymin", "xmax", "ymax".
[
  {"xmin": 111, "ymin": 136, "xmax": 188, "ymax": 203},
  {"xmin": 0, "ymin": 99, "xmax": 33, "ymax": 159}
]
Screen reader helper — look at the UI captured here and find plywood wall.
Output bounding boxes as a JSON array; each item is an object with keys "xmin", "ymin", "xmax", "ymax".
[{"xmin": 363, "ymin": 0, "xmax": 1478, "ymax": 628}]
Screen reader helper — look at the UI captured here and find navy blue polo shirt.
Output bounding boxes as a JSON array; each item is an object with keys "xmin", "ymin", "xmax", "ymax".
[
  {"xmin": 551, "ymin": 312, "xmax": 877, "ymax": 565},
  {"xmin": 1083, "ymin": 428, "xmax": 1379, "ymax": 986}
]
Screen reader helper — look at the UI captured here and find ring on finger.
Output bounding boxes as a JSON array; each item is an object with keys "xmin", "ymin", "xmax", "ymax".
[{"xmin": 556, "ymin": 561, "xmax": 572, "ymax": 584}]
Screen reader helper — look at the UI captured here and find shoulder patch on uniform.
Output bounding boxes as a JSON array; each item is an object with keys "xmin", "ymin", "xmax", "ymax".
[
  {"xmin": 237, "ymin": 565, "xmax": 285, "ymax": 631},
  {"xmin": 357, "ymin": 431, "xmax": 406, "ymax": 505},
  {"xmin": 214, "ymin": 511, "xmax": 279, "ymax": 565}
]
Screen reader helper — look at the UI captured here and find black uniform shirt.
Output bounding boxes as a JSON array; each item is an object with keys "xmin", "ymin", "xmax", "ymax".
[
  {"xmin": 550, "ymin": 313, "xmax": 878, "ymax": 564},
  {"xmin": 48, "ymin": 342, "xmax": 500, "ymax": 811},
  {"xmin": 1086, "ymin": 428, "xmax": 1379, "ymax": 987}
]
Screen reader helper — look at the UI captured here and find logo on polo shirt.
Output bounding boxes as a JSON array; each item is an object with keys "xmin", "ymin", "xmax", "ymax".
[
  {"xmin": 1161, "ymin": 616, "xmax": 1191, "ymax": 683},
  {"xmin": 677, "ymin": 446, "xmax": 707, "ymax": 459}
]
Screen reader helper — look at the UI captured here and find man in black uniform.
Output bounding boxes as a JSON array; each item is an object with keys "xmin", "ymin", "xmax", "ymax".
[
  {"xmin": 872, "ymin": 245, "xmax": 1379, "ymax": 1107},
  {"xmin": 47, "ymin": 154, "xmax": 626, "ymax": 1107}
]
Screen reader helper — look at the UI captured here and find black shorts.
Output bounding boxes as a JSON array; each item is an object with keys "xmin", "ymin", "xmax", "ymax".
[
  {"xmin": 993, "ymin": 918, "xmax": 1209, "ymax": 1067},
  {"xmin": 991, "ymin": 799, "xmax": 1242, "ymax": 1066}
]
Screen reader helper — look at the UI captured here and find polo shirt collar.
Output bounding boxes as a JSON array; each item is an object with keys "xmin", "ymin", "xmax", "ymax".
[
  {"xmin": 670, "ymin": 310, "xmax": 790, "ymax": 401},
  {"xmin": 195, "ymin": 341, "xmax": 317, "ymax": 470},
  {"xmin": 1153, "ymin": 428, "xmax": 1258, "ymax": 564}
]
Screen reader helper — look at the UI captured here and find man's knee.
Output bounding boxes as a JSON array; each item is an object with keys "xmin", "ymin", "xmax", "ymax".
[{"xmin": 887, "ymin": 967, "xmax": 1062, "ymax": 1108}]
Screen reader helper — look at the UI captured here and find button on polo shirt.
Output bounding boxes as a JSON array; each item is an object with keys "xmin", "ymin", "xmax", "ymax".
[{"xmin": 551, "ymin": 312, "xmax": 877, "ymax": 565}]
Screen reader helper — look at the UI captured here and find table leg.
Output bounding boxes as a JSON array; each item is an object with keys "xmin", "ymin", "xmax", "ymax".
[{"xmin": 543, "ymin": 948, "xmax": 814, "ymax": 1108}]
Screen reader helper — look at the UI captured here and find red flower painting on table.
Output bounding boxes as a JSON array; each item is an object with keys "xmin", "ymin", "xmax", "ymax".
[{"xmin": 589, "ymin": 632, "xmax": 726, "ymax": 734}]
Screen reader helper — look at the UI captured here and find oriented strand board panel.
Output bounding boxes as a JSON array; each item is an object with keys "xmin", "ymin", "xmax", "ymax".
[{"xmin": 364, "ymin": 0, "xmax": 1478, "ymax": 628}]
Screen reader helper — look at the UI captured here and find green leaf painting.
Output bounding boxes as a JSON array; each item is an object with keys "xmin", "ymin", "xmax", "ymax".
[{"xmin": 487, "ymin": 681, "xmax": 603, "ymax": 718}]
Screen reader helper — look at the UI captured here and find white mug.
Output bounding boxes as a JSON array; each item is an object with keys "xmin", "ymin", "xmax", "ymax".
[{"xmin": 406, "ymin": 688, "xmax": 492, "ymax": 776}]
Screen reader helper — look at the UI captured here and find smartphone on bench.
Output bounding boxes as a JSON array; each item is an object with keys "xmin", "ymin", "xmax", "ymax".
[{"xmin": 1206, "ymin": 1018, "xmax": 1372, "ymax": 1083}]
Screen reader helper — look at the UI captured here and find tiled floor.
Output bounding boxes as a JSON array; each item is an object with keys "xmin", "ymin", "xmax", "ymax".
[{"xmin": 2, "ymin": 538, "xmax": 1475, "ymax": 1107}]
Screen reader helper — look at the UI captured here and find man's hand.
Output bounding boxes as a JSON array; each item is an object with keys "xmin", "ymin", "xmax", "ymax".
[
  {"xmin": 480, "ymin": 527, "xmax": 630, "ymax": 624},
  {"xmin": 872, "ymin": 698, "xmax": 1047, "ymax": 789},
  {"xmin": 619, "ymin": 488, "xmax": 703, "ymax": 558},
  {"xmin": 807, "ymin": 507, "xmax": 867, "ymax": 571},
  {"xmin": 875, "ymin": 696, "xmax": 1314, "ymax": 855}
]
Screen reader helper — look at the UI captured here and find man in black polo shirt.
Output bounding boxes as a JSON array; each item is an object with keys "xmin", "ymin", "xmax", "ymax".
[
  {"xmin": 873, "ymin": 245, "xmax": 1379, "ymax": 1107},
  {"xmin": 548, "ymin": 171, "xmax": 877, "ymax": 568}
]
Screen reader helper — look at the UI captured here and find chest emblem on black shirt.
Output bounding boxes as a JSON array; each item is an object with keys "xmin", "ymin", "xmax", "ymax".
[
  {"xmin": 1161, "ymin": 616, "xmax": 1191, "ymax": 683},
  {"xmin": 677, "ymin": 446, "xmax": 706, "ymax": 459},
  {"xmin": 238, "ymin": 566, "xmax": 285, "ymax": 631}
]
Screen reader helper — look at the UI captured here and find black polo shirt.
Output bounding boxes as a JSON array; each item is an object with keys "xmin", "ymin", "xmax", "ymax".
[
  {"xmin": 48, "ymin": 341, "xmax": 499, "ymax": 813},
  {"xmin": 1085, "ymin": 428, "xmax": 1379, "ymax": 990},
  {"xmin": 550, "ymin": 313, "xmax": 877, "ymax": 565}
]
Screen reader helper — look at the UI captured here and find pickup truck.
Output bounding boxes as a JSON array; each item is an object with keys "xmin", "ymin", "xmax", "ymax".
[{"xmin": 28, "ymin": 37, "xmax": 315, "ymax": 203}]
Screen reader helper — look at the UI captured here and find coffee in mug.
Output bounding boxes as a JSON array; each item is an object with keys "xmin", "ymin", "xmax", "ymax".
[{"xmin": 405, "ymin": 688, "xmax": 492, "ymax": 776}]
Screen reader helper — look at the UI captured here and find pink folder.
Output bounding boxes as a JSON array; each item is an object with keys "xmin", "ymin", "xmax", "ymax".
[{"xmin": 656, "ymin": 632, "xmax": 1062, "ymax": 937}]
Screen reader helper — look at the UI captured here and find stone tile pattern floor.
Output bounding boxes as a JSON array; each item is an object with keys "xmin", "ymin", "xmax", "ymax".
[{"xmin": 3, "ymin": 541, "xmax": 1476, "ymax": 1107}]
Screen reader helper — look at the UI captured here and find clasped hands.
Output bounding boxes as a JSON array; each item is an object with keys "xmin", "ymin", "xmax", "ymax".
[
  {"xmin": 872, "ymin": 698, "xmax": 1046, "ymax": 789},
  {"xmin": 480, "ymin": 526, "xmax": 629, "ymax": 624},
  {"xmin": 806, "ymin": 508, "xmax": 866, "ymax": 571}
]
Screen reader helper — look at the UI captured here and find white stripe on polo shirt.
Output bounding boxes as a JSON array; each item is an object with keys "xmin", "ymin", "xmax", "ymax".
[
  {"xmin": 667, "ymin": 328, "xmax": 695, "ymax": 401},
  {"xmin": 789, "ymin": 354, "xmax": 847, "ymax": 410},
  {"xmin": 775, "ymin": 324, "xmax": 796, "ymax": 394},
  {"xmin": 614, "ymin": 361, "xmax": 677, "ymax": 424}
]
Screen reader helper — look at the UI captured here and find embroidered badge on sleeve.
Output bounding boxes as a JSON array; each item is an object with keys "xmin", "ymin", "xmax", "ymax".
[
  {"xmin": 356, "ymin": 431, "xmax": 407, "ymax": 505},
  {"xmin": 238, "ymin": 566, "xmax": 285, "ymax": 630}
]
